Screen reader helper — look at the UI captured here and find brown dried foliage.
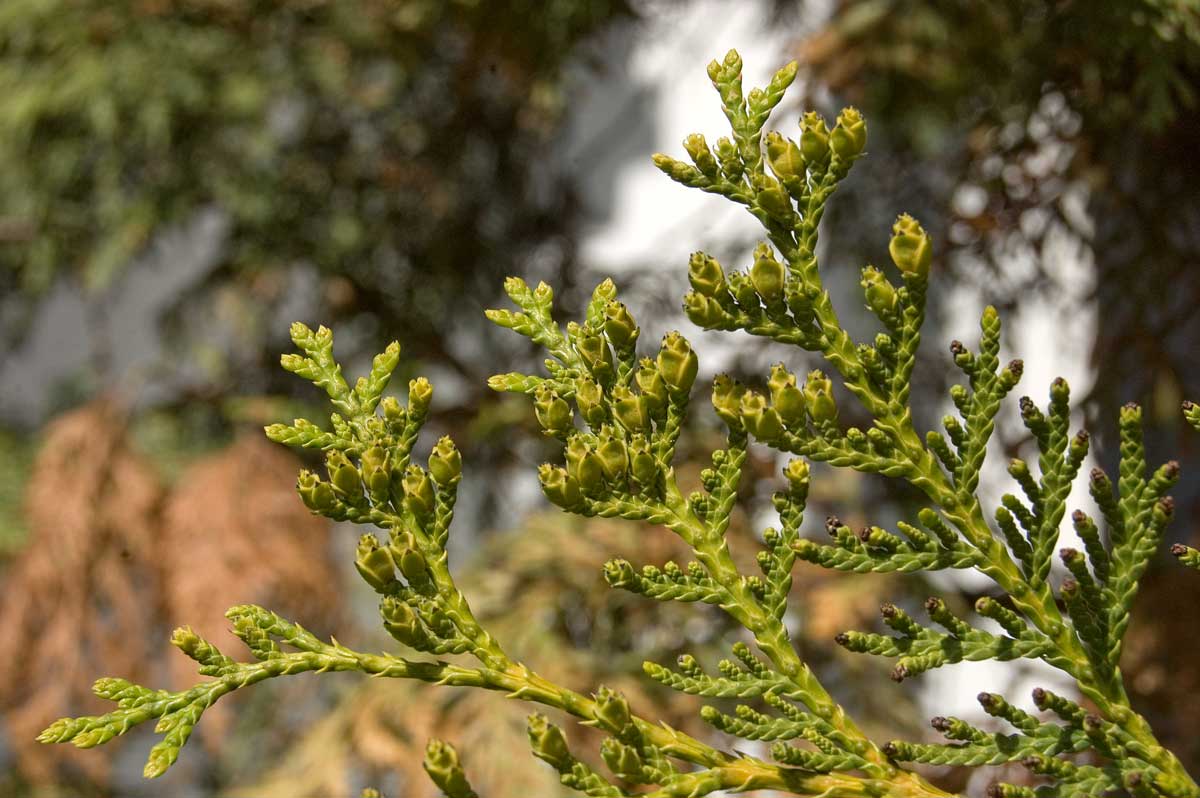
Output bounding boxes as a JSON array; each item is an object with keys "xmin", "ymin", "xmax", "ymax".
[
  {"xmin": 159, "ymin": 434, "xmax": 340, "ymax": 740},
  {"xmin": 0, "ymin": 402, "xmax": 164, "ymax": 785},
  {"xmin": 0, "ymin": 406, "xmax": 341, "ymax": 789}
]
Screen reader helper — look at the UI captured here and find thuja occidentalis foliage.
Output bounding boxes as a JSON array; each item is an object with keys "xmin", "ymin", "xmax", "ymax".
[{"xmin": 40, "ymin": 51, "xmax": 1200, "ymax": 798}]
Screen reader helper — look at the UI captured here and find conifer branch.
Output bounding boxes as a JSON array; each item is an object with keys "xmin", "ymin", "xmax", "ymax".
[{"xmin": 39, "ymin": 50, "xmax": 1198, "ymax": 798}]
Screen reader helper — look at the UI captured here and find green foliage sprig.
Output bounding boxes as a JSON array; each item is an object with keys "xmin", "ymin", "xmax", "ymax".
[{"xmin": 40, "ymin": 51, "xmax": 1199, "ymax": 798}]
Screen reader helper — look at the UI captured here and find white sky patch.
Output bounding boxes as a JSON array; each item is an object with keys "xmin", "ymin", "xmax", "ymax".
[{"xmin": 578, "ymin": 0, "xmax": 804, "ymax": 273}]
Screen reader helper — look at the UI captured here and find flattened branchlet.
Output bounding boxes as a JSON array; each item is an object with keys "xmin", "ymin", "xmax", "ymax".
[{"xmin": 41, "ymin": 51, "xmax": 1200, "ymax": 798}]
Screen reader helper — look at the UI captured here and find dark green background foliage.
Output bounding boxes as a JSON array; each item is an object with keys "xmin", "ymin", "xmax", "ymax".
[
  {"xmin": 810, "ymin": 0, "xmax": 1200, "ymax": 423},
  {"xmin": 0, "ymin": 0, "xmax": 627, "ymax": 352}
]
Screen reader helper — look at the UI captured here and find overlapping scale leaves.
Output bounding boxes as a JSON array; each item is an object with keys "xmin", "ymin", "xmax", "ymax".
[{"xmin": 37, "ymin": 48, "xmax": 1200, "ymax": 798}]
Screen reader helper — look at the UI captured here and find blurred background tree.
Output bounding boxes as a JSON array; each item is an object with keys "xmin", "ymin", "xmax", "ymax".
[
  {"xmin": 0, "ymin": 0, "xmax": 633, "ymax": 440},
  {"xmin": 803, "ymin": 0, "xmax": 1200, "ymax": 433},
  {"xmin": 0, "ymin": 0, "xmax": 624, "ymax": 310}
]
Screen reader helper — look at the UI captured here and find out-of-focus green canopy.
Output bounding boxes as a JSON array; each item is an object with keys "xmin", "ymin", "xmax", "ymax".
[{"xmin": 0, "ymin": 0, "xmax": 629, "ymax": 317}]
